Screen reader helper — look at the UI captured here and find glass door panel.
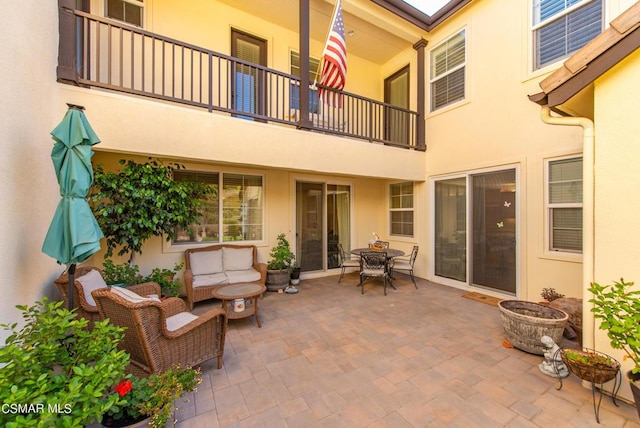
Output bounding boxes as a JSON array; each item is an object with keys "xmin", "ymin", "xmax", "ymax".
[
  {"xmin": 231, "ymin": 30, "xmax": 266, "ymax": 120},
  {"xmin": 434, "ymin": 178, "xmax": 467, "ymax": 281},
  {"xmin": 327, "ymin": 184, "xmax": 350, "ymax": 269},
  {"xmin": 384, "ymin": 66, "xmax": 410, "ymax": 145},
  {"xmin": 296, "ymin": 182, "xmax": 323, "ymax": 272},
  {"xmin": 471, "ymin": 169, "xmax": 516, "ymax": 294}
]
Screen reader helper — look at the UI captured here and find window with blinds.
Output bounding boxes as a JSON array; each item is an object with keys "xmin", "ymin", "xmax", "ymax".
[
  {"xmin": 172, "ymin": 171, "xmax": 263, "ymax": 244},
  {"xmin": 547, "ymin": 157, "xmax": 583, "ymax": 252},
  {"xmin": 222, "ymin": 174, "xmax": 263, "ymax": 242},
  {"xmin": 290, "ymin": 51, "xmax": 321, "ymax": 113},
  {"xmin": 430, "ymin": 30, "xmax": 466, "ymax": 111},
  {"xmin": 390, "ymin": 182, "xmax": 414, "ymax": 237},
  {"xmin": 532, "ymin": 0, "xmax": 603, "ymax": 70},
  {"xmin": 106, "ymin": 0, "xmax": 143, "ymax": 27}
]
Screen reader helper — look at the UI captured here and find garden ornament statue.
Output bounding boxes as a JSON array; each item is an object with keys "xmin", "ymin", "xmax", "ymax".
[{"xmin": 538, "ymin": 335, "xmax": 569, "ymax": 378}]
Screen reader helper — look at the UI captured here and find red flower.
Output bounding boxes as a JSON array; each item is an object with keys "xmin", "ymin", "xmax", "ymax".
[{"xmin": 115, "ymin": 379, "xmax": 133, "ymax": 397}]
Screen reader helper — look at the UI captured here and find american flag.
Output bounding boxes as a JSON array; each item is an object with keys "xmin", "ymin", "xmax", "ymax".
[{"xmin": 318, "ymin": 0, "xmax": 347, "ymax": 106}]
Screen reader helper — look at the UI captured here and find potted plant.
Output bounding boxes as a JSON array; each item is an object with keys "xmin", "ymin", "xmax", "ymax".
[
  {"xmin": 540, "ymin": 287, "xmax": 565, "ymax": 303},
  {"xmin": 141, "ymin": 263, "xmax": 184, "ymax": 297},
  {"xmin": 102, "ymin": 366, "xmax": 201, "ymax": 428},
  {"xmin": 0, "ymin": 298, "xmax": 129, "ymax": 427},
  {"xmin": 290, "ymin": 261, "xmax": 301, "ymax": 286},
  {"xmin": 266, "ymin": 233, "xmax": 294, "ymax": 291},
  {"xmin": 102, "ymin": 259, "xmax": 141, "ymax": 287},
  {"xmin": 560, "ymin": 348, "xmax": 620, "ymax": 384},
  {"xmin": 589, "ymin": 278, "xmax": 640, "ymax": 416}
]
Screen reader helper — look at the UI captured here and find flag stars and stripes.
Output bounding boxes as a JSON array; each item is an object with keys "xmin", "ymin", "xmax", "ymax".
[{"xmin": 318, "ymin": 0, "xmax": 347, "ymax": 106}]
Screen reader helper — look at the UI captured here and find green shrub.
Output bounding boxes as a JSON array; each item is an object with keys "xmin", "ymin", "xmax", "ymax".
[
  {"xmin": 141, "ymin": 263, "xmax": 184, "ymax": 297},
  {"xmin": 0, "ymin": 299, "xmax": 129, "ymax": 427}
]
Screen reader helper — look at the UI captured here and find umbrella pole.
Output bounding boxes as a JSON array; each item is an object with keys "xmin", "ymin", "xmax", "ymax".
[{"xmin": 68, "ymin": 263, "xmax": 76, "ymax": 311}]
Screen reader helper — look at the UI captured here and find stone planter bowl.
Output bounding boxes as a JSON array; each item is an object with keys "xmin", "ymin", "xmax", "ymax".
[{"xmin": 498, "ymin": 300, "xmax": 568, "ymax": 355}]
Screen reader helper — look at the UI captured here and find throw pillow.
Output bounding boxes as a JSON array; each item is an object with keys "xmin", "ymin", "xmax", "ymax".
[
  {"xmin": 189, "ymin": 249, "xmax": 223, "ymax": 275},
  {"xmin": 222, "ymin": 247, "xmax": 254, "ymax": 271},
  {"xmin": 76, "ymin": 269, "xmax": 108, "ymax": 307},
  {"xmin": 111, "ymin": 286, "xmax": 160, "ymax": 303}
]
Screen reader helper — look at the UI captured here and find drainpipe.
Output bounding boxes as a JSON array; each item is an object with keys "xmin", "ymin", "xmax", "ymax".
[{"xmin": 539, "ymin": 106, "xmax": 595, "ymax": 350}]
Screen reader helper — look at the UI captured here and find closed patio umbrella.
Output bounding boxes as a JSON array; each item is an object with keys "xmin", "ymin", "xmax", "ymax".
[{"xmin": 42, "ymin": 104, "xmax": 103, "ymax": 310}]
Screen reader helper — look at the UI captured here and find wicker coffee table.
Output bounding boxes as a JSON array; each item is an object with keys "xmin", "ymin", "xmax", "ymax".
[{"xmin": 211, "ymin": 283, "xmax": 266, "ymax": 328}]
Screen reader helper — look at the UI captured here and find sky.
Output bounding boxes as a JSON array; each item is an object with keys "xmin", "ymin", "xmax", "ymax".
[{"xmin": 402, "ymin": 0, "xmax": 451, "ymax": 16}]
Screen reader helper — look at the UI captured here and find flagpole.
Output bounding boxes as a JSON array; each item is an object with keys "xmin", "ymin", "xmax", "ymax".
[{"xmin": 313, "ymin": 0, "xmax": 341, "ymax": 87}]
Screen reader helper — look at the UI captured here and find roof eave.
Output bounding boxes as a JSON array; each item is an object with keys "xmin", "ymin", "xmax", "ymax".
[{"xmin": 369, "ymin": 0, "xmax": 472, "ymax": 32}]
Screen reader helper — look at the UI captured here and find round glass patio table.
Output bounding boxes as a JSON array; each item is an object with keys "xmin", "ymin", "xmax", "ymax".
[
  {"xmin": 350, "ymin": 248, "xmax": 405, "ymax": 258},
  {"xmin": 211, "ymin": 283, "xmax": 266, "ymax": 328}
]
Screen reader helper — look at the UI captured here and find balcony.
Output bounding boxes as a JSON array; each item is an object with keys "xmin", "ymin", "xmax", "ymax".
[{"xmin": 57, "ymin": 7, "xmax": 423, "ymax": 151}]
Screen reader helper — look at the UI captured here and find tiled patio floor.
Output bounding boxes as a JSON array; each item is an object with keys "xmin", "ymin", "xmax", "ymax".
[{"xmin": 171, "ymin": 274, "xmax": 640, "ymax": 427}]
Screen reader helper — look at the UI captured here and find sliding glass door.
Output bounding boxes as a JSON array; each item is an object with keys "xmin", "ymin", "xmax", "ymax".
[
  {"xmin": 296, "ymin": 181, "xmax": 351, "ymax": 272},
  {"xmin": 434, "ymin": 177, "xmax": 467, "ymax": 281},
  {"xmin": 471, "ymin": 169, "xmax": 516, "ymax": 293},
  {"xmin": 434, "ymin": 168, "xmax": 517, "ymax": 295}
]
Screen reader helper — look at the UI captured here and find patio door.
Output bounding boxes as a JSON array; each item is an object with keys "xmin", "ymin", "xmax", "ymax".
[
  {"xmin": 434, "ymin": 168, "xmax": 517, "ymax": 295},
  {"xmin": 231, "ymin": 29, "xmax": 266, "ymax": 119},
  {"xmin": 296, "ymin": 182, "xmax": 351, "ymax": 272},
  {"xmin": 384, "ymin": 66, "xmax": 410, "ymax": 145}
]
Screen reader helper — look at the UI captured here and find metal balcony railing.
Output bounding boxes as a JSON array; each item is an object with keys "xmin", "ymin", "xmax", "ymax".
[{"xmin": 58, "ymin": 9, "xmax": 421, "ymax": 150}]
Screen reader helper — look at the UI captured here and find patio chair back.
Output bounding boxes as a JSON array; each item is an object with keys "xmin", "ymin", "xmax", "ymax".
[{"xmin": 359, "ymin": 251, "xmax": 393, "ymax": 295}]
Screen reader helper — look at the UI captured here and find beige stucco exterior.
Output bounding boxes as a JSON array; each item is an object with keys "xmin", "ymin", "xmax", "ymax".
[
  {"xmin": 2, "ymin": 4, "xmax": 640, "ymax": 406},
  {"xmin": 590, "ymin": 48, "xmax": 640, "ymax": 400}
]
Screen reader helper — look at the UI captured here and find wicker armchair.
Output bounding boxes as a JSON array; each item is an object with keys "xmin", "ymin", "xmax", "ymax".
[
  {"xmin": 54, "ymin": 266, "xmax": 105, "ymax": 329},
  {"xmin": 92, "ymin": 282, "xmax": 227, "ymax": 377}
]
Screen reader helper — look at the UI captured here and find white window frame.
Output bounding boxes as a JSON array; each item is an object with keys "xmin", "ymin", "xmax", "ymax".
[
  {"xmin": 389, "ymin": 182, "xmax": 414, "ymax": 237},
  {"xmin": 546, "ymin": 156, "xmax": 583, "ymax": 254},
  {"xmin": 532, "ymin": 0, "xmax": 603, "ymax": 70},
  {"xmin": 171, "ymin": 170, "xmax": 264, "ymax": 246},
  {"xmin": 104, "ymin": 0, "xmax": 144, "ymax": 27},
  {"xmin": 429, "ymin": 29, "xmax": 466, "ymax": 112}
]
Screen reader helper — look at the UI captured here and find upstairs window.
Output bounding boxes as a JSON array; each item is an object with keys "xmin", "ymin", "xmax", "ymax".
[
  {"xmin": 106, "ymin": 0, "xmax": 144, "ymax": 27},
  {"xmin": 390, "ymin": 182, "xmax": 414, "ymax": 237},
  {"xmin": 430, "ymin": 30, "xmax": 466, "ymax": 111},
  {"xmin": 547, "ymin": 157, "xmax": 583, "ymax": 253},
  {"xmin": 533, "ymin": 0, "xmax": 603, "ymax": 70},
  {"xmin": 290, "ymin": 51, "xmax": 321, "ymax": 113}
]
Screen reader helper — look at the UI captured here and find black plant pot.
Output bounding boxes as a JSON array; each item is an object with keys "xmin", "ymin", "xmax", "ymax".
[
  {"xmin": 290, "ymin": 267, "xmax": 301, "ymax": 280},
  {"xmin": 628, "ymin": 370, "xmax": 640, "ymax": 419}
]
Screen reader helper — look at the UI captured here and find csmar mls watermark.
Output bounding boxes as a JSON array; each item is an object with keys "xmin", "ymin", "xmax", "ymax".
[{"xmin": 2, "ymin": 403, "xmax": 72, "ymax": 415}]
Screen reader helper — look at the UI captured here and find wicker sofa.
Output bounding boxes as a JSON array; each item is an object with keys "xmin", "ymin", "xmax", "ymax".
[
  {"xmin": 92, "ymin": 282, "xmax": 227, "ymax": 377},
  {"xmin": 184, "ymin": 244, "xmax": 266, "ymax": 310}
]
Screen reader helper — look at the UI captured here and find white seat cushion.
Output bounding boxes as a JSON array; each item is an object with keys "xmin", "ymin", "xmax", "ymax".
[
  {"xmin": 192, "ymin": 272, "xmax": 228, "ymax": 288},
  {"xmin": 342, "ymin": 259, "xmax": 360, "ymax": 267},
  {"xmin": 362, "ymin": 268, "xmax": 386, "ymax": 276},
  {"xmin": 111, "ymin": 286, "xmax": 160, "ymax": 303},
  {"xmin": 166, "ymin": 312, "xmax": 199, "ymax": 332},
  {"xmin": 392, "ymin": 260, "xmax": 412, "ymax": 270},
  {"xmin": 76, "ymin": 269, "xmax": 108, "ymax": 307},
  {"xmin": 189, "ymin": 249, "xmax": 223, "ymax": 275},
  {"xmin": 222, "ymin": 247, "xmax": 254, "ymax": 271},
  {"xmin": 225, "ymin": 268, "xmax": 261, "ymax": 284}
]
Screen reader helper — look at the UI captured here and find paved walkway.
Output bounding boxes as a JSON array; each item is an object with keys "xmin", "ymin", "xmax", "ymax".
[{"xmin": 172, "ymin": 274, "xmax": 640, "ymax": 427}]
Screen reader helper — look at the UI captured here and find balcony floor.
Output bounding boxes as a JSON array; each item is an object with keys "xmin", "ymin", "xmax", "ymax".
[{"xmin": 171, "ymin": 274, "xmax": 640, "ymax": 427}]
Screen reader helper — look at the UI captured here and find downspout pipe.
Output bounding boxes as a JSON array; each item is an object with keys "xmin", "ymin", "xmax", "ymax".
[{"xmin": 539, "ymin": 106, "xmax": 595, "ymax": 350}]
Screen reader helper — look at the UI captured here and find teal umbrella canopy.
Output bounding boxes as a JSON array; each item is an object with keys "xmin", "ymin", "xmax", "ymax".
[{"xmin": 42, "ymin": 105, "xmax": 104, "ymax": 266}]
